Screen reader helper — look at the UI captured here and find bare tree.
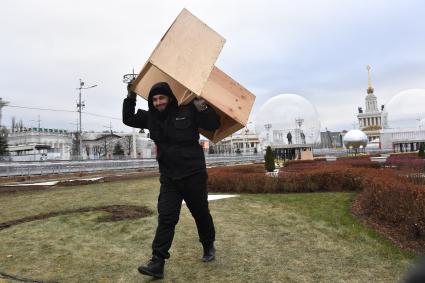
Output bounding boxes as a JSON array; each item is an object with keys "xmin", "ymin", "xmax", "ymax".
[
  {"xmin": 11, "ymin": 117, "xmax": 16, "ymax": 133},
  {"xmin": 125, "ymin": 135, "xmax": 132, "ymax": 156},
  {"xmin": 85, "ymin": 145, "xmax": 90, "ymax": 158},
  {"xmin": 18, "ymin": 119, "xmax": 24, "ymax": 132}
]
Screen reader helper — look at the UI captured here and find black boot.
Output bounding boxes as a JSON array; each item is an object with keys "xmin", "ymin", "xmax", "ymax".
[
  {"xmin": 202, "ymin": 242, "xmax": 216, "ymax": 262},
  {"xmin": 138, "ymin": 255, "xmax": 165, "ymax": 279}
]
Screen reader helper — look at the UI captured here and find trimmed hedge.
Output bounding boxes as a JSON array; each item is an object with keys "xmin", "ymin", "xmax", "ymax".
[
  {"xmin": 208, "ymin": 163, "xmax": 367, "ymax": 194},
  {"xmin": 386, "ymin": 153, "xmax": 425, "ymax": 172},
  {"xmin": 356, "ymin": 170, "xmax": 425, "ymax": 238},
  {"xmin": 207, "ymin": 159, "xmax": 425, "ymax": 240}
]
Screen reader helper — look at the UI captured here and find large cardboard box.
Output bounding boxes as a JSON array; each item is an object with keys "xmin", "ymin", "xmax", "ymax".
[
  {"xmin": 131, "ymin": 9, "xmax": 255, "ymax": 143},
  {"xmin": 199, "ymin": 67, "xmax": 255, "ymax": 142}
]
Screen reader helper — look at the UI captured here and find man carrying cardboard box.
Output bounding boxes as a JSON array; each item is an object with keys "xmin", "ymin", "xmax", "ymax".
[{"xmin": 122, "ymin": 81, "xmax": 220, "ymax": 279}]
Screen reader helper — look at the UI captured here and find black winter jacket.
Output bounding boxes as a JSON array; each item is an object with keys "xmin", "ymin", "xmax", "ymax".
[{"xmin": 122, "ymin": 94, "xmax": 220, "ymax": 180}]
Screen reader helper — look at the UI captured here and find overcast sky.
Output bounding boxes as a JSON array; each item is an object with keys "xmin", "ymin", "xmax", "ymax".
[{"xmin": 1, "ymin": 0, "xmax": 425, "ymax": 134}]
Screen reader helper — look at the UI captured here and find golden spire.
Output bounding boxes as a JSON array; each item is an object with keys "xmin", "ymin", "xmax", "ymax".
[{"xmin": 366, "ymin": 65, "xmax": 374, "ymax": 94}]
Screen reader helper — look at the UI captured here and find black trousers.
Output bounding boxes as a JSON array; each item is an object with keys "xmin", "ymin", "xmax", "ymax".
[{"xmin": 152, "ymin": 171, "xmax": 215, "ymax": 259}]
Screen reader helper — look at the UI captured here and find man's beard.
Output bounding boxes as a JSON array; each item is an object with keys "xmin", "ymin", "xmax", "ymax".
[
  {"xmin": 157, "ymin": 104, "xmax": 170, "ymax": 120},
  {"xmin": 156, "ymin": 104, "xmax": 167, "ymax": 112}
]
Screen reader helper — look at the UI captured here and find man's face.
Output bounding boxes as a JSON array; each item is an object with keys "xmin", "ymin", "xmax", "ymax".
[{"xmin": 152, "ymin": 94, "xmax": 170, "ymax": 112}]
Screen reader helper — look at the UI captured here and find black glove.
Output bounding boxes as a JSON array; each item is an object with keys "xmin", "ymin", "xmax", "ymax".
[
  {"xmin": 127, "ymin": 79, "xmax": 137, "ymax": 99},
  {"xmin": 193, "ymin": 97, "xmax": 208, "ymax": 112}
]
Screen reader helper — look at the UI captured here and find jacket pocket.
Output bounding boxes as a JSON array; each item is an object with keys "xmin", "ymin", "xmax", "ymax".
[
  {"xmin": 173, "ymin": 117, "xmax": 192, "ymax": 140},
  {"xmin": 175, "ymin": 118, "xmax": 190, "ymax": 129}
]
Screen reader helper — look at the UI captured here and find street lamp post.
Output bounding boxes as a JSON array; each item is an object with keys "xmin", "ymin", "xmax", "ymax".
[
  {"xmin": 264, "ymin": 123, "xmax": 272, "ymax": 145},
  {"xmin": 122, "ymin": 69, "xmax": 138, "ymax": 159},
  {"xmin": 244, "ymin": 121, "xmax": 252, "ymax": 154},
  {"xmin": 30, "ymin": 115, "xmax": 42, "ymax": 144},
  {"xmin": 77, "ymin": 79, "xmax": 97, "ymax": 160},
  {"xmin": 295, "ymin": 118, "xmax": 304, "ymax": 144}
]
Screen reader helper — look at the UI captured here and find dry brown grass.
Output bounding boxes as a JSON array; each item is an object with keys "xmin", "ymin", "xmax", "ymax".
[{"xmin": 0, "ymin": 177, "xmax": 416, "ymax": 282}]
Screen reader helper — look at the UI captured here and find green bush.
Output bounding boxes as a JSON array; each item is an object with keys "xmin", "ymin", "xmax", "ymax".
[
  {"xmin": 113, "ymin": 142, "xmax": 124, "ymax": 156},
  {"xmin": 264, "ymin": 146, "xmax": 275, "ymax": 172},
  {"xmin": 0, "ymin": 131, "xmax": 8, "ymax": 157},
  {"xmin": 419, "ymin": 143, "xmax": 425, "ymax": 159}
]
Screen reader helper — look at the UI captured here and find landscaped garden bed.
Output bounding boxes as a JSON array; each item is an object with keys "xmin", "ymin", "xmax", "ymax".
[
  {"xmin": 207, "ymin": 153, "xmax": 425, "ymax": 254},
  {"xmin": 0, "ymin": 176, "xmax": 416, "ymax": 282}
]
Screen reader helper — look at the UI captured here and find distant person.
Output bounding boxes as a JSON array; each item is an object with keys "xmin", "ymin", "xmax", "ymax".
[
  {"xmin": 300, "ymin": 132, "xmax": 306, "ymax": 144},
  {"xmin": 287, "ymin": 131, "xmax": 292, "ymax": 144},
  {"xmin": 122, "ymin": 81, "xmax": 221, "ymax": 279}
]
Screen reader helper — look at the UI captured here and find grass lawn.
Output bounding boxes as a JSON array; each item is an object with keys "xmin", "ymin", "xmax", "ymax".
[{"xmin": 0, "ymin": 177, "xmax": 416, "ymax": 283}]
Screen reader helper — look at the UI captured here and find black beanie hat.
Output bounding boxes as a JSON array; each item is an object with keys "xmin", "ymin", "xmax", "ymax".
[
  {"xmin": 147, "ymin": 82, "xmax": 177, "ymax": 112},
  {"xmin": 149, "ymin": 82, "xmax": 174, "ymax": 99}
]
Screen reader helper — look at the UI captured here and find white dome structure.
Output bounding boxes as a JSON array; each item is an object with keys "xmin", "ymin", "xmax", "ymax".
[
  {"xmin": 343, "ymin": 130, "xmax": 368, "ymax": 149},
  {"xmin": 383, "ymin": 89, "xmax": 425, "ymax": 129},
  {"xmin": 254, "ymin": 94, "xmax": 321, "ymax": 145},
  {"xmin": 419, "ymin": 118, "xmax": 425, "ymax": 130}
]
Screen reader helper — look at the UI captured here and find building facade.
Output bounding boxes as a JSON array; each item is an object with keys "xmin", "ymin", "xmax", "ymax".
[
  {"xmin": 319, "ymin": 131, "xmax": 343, "ymax": 148},
  {"xmin": 81, "ymin": 131, "xmax": 155, "ymax": 160},
  {"xmin": 7, "ymin": 128, "xmax": 155, "ymax": 161},
  {"xmin": 7, "ymin": 128, "xmax": 73, "ymax": 161},
  {"xmin": 208, "ymin": 129, "xmax": 261, "ymax": 154},
  {"xmin": 356, "ymin": 65, "xmax": 386, "ymax": 142},
  {"xmin": 380, "ymin": 128, "xmax": 425, "ymax": 152}
]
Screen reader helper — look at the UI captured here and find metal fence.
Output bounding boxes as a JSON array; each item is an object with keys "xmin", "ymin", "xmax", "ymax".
[{"xmin": 0, "ymin": 155, "xmax": 264, "ymax": 177}]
